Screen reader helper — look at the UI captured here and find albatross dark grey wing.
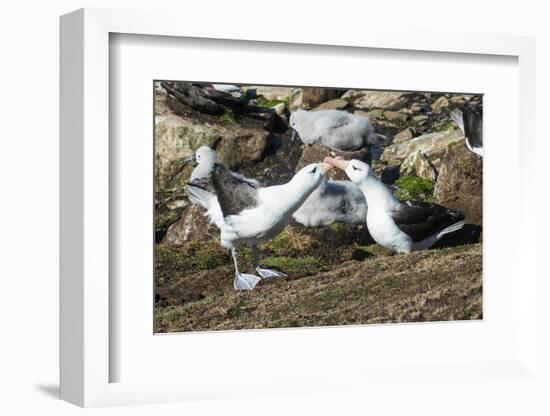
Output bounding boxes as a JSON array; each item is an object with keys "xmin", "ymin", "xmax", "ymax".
[
  {"xmin": 390, "ymin": 201, "xmax": 464, "ymax": 242},
  {"xmin": 211, "ymin": 163, "xmax": 259, "ymax": 217}
]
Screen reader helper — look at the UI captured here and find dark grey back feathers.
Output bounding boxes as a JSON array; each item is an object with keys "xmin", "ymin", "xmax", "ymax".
[
  {"xmin": 211, "ymin": 163, "xmax": 259, "ymax": 217},
  {"xmin": 390, "ymin": 201, "xmax": 465, "ymax": 242}
]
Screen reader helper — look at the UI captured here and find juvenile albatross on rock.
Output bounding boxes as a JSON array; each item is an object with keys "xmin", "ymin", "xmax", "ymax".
[
  {"xmin": 289, "ymin": 109, "xmax": 382, "ymax": 151},
  {"xmin": 188, "ymin": 160, "xmax": 333, "ymax": 290},
  {"xmin": 325, "ymin": 157, "xmax": 465, "ymax": 253}
]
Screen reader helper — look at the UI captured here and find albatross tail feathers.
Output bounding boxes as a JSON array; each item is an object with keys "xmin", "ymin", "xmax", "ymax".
[{"xmin": 437, "ymin": 220, "xmax": 466, "ymax": 239}]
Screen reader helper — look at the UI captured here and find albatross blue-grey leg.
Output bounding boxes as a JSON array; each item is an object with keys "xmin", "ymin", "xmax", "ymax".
[
  {"xmin": 231, "ymin": 247, "xmax": 261, "ymax": 291},
  {"xmin": 251, "ymin": 245, "xmax": 288, "ymax": 279}
]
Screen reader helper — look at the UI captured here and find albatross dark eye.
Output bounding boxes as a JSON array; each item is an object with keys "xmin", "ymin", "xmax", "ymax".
[
  {"xmin": 309, "ymin": 166, "xmax": 317, "ymax": 174},
  {"xmin": 352, "ymin": 165, "xmax": 362, "ymax": 171}
]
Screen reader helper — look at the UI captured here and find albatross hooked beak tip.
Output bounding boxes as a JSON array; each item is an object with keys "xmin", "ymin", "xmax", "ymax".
[
  {"xmin": 323, "ymin": 156, "xmax": 349, "ymax": 170},
  {"xmin": 182, "ymin": 154, "xmax": 197, "ymax": 164}
]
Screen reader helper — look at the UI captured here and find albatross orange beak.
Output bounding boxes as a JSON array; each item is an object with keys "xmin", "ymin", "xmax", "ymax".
[{"xmin": 323, "ymin": 156, "xmax": 349, "ymax": 170}]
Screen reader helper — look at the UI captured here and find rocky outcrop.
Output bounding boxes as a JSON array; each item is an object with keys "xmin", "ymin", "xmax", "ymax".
[
  {"xmin": 381, "ymin": 129, "xmax": 465, "ymax": 180},
  {"xmin": 434, "ymin": 144, "xmax": 483, "ymax": 224},
  {"xmin": 312, "ymin": 98, "xmax": 349, "ymax": 111},
  {"xmin": 342, "ymin": 90, "xmax": 411, "ymax": 111},
  {"xmin": 393, "ymin": 127, "xmax": 417, "ymax": 144},
  {"xmin": 250, "ymin": 86, "xmax": 299, "ymax": 102},
  {"xmin": 155, "ymin": 90, "xmax": 270, "ymax": 193},
  {"xmin": 164, "ymin": 204, "xmax": 219, "ymax": 244},
  {"xmin": 298, "ymin": 88, "xmax": 344, "ymax": 109}
]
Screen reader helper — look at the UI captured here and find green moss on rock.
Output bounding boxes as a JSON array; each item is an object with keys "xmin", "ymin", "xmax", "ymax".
[
  {"xmin": 255, "ymin": 95, "xmax": 290, "ymax": 108},
  {"xmin": 394, "ymin": 175, "xmax": 435, "ymax": 202}
]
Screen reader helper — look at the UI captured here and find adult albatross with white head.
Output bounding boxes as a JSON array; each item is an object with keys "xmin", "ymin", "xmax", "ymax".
[
  {"xmin": 325, "ymin": 157, "xmax": 465, "ymax": 253},
  {"xmin": 187, "ymin": 159, "xmax": 333, "ymax": 290}
]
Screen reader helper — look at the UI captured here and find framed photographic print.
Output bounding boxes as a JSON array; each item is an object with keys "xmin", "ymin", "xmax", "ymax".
[
  {"xmin": 152, "ymin": 80, "xmax": 483, "ymax": 334},
  {"xmin": 60, "ymin": 7, "xmax": 542, "ymax": 409}
]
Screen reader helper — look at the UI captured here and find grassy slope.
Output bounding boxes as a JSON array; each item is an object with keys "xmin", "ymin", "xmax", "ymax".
[{"xmin": 155, "ymin": 243, "xmax": 482, "ymax": 333}]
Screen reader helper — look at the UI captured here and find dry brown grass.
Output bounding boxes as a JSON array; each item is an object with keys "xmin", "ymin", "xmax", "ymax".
[{"xmin": 155, "ymin": 244, "xmax": 482, "ymax": 333}]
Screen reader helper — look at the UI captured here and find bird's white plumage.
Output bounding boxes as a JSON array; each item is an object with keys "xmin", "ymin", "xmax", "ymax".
[
  {"xmin": 185, "ymin": 146, "xmax": 330, "ymax": 290},
  {"xmin": 219, "ymin": 164, "xmax": 328, "ymax": 248},
  {"xmin": 289, "ymin": 109, "xmax": 380, "ymax": 151},
  {"xmin": 184, "ymin": 146, "xmax": 225, "ymax": 227},
  {"xmin": 327, "ymin": 158, "xmax": 464, "ymax": 253}
]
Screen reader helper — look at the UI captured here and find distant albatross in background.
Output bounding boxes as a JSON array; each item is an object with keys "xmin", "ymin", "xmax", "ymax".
[
  {"xmin": 188, "ymin": 160, "xmax": 333, "ymax": 290},
  {"xmin": 325, "ymin": 157, "xmax": 465, "ymax": 253},
  {"xmin": 289, "ymin": 109, "xmax": 382, "ymax": 151},
  {"xmin": 450, "ymin": 106, "xmax": 483, "ymax": 157}
]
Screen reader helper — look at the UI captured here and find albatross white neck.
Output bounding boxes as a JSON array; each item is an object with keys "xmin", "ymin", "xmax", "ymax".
[{"xmin": 357, "ymin": 174, "xmax": 398, "ymax": 209}]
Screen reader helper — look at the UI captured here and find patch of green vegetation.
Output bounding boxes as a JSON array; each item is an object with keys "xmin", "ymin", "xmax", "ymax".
[
  {"xmin": 263, "ymin": 256, "xmax": 318, "ymax": 272},
  {"xmin": 219, "ymin": 109, "xmax": 237, "ymax": 124},
  {"xmin": 155, "ymin": 242, "xmax": 230, "ymax": 271},
  {"xmin": 329, "ymin": 223, "xmax": 347, "ymax": 232},
  {"xmin": 263, "ymin": 227, "xmax": 315, "ymax": 255},
  {"xmin": 255, "ymin": 95, "xmax": 289, "ymax": 108},
  {"xmin": 195, "ymin": 250, "xmax": 228, "ymax": 270},
  {"xmin": 352, "ymin": 244, "xmax": 393, "ymax": 261},
  {"xmin": 435, "ymin": 120, "xmax": 458, "ymax": 132},
  {"xmin": 394, "ymin": 175, "xmax": 435, "ymax": 202}
]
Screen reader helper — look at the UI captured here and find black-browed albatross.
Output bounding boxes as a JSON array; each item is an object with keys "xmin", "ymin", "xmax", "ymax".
[
  {"xmin": 187, "ymin": 160, "xmax": 333, "ymax": 290},
  {"xmin": 325, "ymin": 157, "xmax": 465, "ymax": 253},
  {"xmin": 450, "ymin": 105, "xmax": 483, "ymax": 157}
]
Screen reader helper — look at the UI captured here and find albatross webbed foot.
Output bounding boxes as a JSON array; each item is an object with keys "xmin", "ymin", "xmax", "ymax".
[
  {"xmin": 233, "ymin": 272, "xmax": 262, "ymax": 291},
  {"xmin": 256, "ymin": 266, "xmax": 287, "ymax": 279}
]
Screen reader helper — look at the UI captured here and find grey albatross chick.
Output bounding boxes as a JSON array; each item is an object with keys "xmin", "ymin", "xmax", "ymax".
[
  {"xmin": 325, "ymin": 157, "xmax": 465, "ymax": 253},
  {"xmin": 289, "ymin": 109, "xmax": 382, "ymax": 151},
  {"xmin": 195, "ymin": 161, "xmax": 332, "ymax": 290},
  {"xmin": 292, "ymin": 177, "xmax": 367, "ymax": 226},
  {"xmin": 450, "ymin": 105, "xmax": 483, "ymax": 157}
]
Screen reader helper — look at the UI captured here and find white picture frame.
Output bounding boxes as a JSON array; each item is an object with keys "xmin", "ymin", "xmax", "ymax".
[{"xmin": 60, "ymin": 7, "xmax": 540, "ymax": 408}]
